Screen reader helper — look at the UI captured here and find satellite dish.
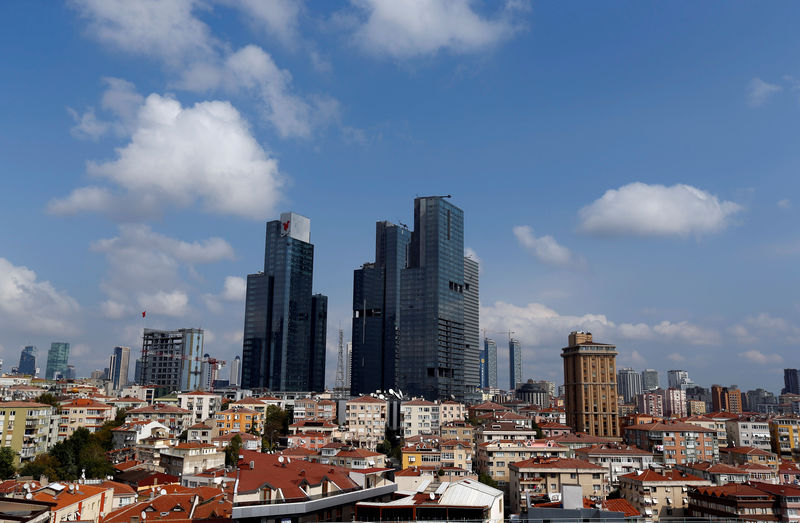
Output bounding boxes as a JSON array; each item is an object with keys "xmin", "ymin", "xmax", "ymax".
[
  {"xmin": 389, "ymin": 389, "xmax": 395, "ymax": 396},
  {"xmin": 25, "ymin": 493, "xmax": 32, "ymax": 500},
  {"xmin": 141, "ymin": 511, "xmax": 147, "ymax": 520},
  {"xmin": 160, "ymin": 489, "xmax": 167, "ymax": 496},
  {"xmin": 429, "ymin": 492, "xmax": 435, "ymax": 500},
  {"xmin": 278, "ymin": 456, "xmax": 284, "ymax": 463},
  {"xmin": 23, "ymin": 483, "xmax": 29, "ymax": 490},
  {"xmin": 286, "ymin": 458, "xmax": 291, "ymax": 464}
]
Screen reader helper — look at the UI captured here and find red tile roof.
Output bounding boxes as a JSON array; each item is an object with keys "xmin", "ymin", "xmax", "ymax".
[
  {"xmin": 127, "ymin": 404, "xmax": 190, "ymax": 414},
  {"xmin": 347, "ymin": 396, "xmax": 386, "ymax": 404},
  {"xmin": 624, "ymin": 421, "xmax": 716, "ymax": 433},
  {"xmin": 33, "ymin": 483, "xmax": 112, "ymax": 511},
  {"xmin": 511, "ymin": 457, "xmax": 604, "ymax": 470},
  {"xmin": 0, "ymin": 401, "xmax": 50, "ymax": 408}
]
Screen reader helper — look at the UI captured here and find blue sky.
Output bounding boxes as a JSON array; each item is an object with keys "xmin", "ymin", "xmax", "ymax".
[{"xmin": 1, "ymin": 1, "xmax": 799, "ymax": 392}]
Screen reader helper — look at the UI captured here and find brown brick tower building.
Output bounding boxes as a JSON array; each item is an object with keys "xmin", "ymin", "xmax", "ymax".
[{"xmin": 562, "ymin": 331, "xmax": 620, "ymax": 438}]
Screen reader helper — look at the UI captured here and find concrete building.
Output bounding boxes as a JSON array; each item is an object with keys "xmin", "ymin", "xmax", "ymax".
[
  {"xmin": 215, "ymin": 407, "xmax": 262, "ymax": 435},
  {"xmin": 32, "ymin": 483, "xmax": 114, "ymax": 523},
  {"xmin": 345, "ymin": 396, "xmax": 387, "ymax": 449},
  {"xmin": 159, "ymin": 442, "xmax": 225, "ymax": 476},
  {"xmin": 667, "ymin": 370, "xmax": 689, "ymax": 390},
  {"xmin": 659, "ymin": 387, "xmax": 687, "ymax": 418},
  {"xmin": 636, "ymin": 392, "xmax": 664, "ymax": 417},
  {"xmin": 769, "ymin": 415, "xmax": 800, "ymax": 459},
  {"xmin": 476, "ymin": 440, "xmax": 569, "ymax": 487},
  {"xmin": 509, "ymin": 338, "xmax": 522, "ymax": 391},
  {"xmin": 509, "ymin": 457, "xmax": 608, "ymax": 513},
  {"xmin": 641, "ymin": 369, "xmax": 659, "ymax": 391},
  {"xmin": 0, "ymin": 401, "xmax": 53, "ymax": 465},
  {"xmin": 177, "ymin": 390, "xmax": 222, "ymax": 424},
  {"xmin": 140, "ymin": 328, "xmax": 204, "ymax": 391},
  {"xmin": 725, "ymin": 414, "xmax": 771, "ymax": 451},
  {"xmin": 439, "ymin": 400, "xmax": 466, "ymax": 425},
  {"xmin": 229, "ymin": 355, "xmax": 241, "ymax": 387},
  {"xmin": 482, "ymin": 338, "xmax": 498, "ymax": 389},
  {"xmin": 619, "ymin": 468, "xmax": 711, "ymax": 521},
  {"xmin": 574, "ymin": 444, "xmax": 656, "ymax": 484},
  {"xmin": 711, "ymin": 384, "xmax": 743, "ymax": 413},
  {"xmin": 617, "ymin": 368, "xmax": 642, "ymax": 404},
  {"xmin": 623, "ymin": 420, "xmax": 718, "ymax": 465},
  {"xmin": 58, "ymin": 398, "xmax": 115, "ymax": 440},
  {"xmin": 125, "ymin": 404, "xmax": 193, "ymax": 436},
  {"xmin": 562, "ymin": 332, "xmax": 619, "ymax": 438}
]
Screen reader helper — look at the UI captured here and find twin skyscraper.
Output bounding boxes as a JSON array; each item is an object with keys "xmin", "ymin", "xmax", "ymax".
[{"xmin": 241, "ymin": 197, "xmax": 481, "ymax": 402}]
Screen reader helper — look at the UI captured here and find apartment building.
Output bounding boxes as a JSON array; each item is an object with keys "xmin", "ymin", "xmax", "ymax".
[
  {"xmin": 476, "ymin": 421, "xmax": 539, "ymax": 445},
  {"xmin": 574, "ymin": 444, "xmax": 655, "ymax": 484},
  {"xmin": 125, "ymin": 404, "xmax": 192, "ymax": 436},
  {"xmin": 159, "ymin": 442, "xmax": 225, "ymax": 476},
  {"xmin": 770, "ymin": 415, "xmax": 800, "ymax": 460},
  {"xmin": 400, "ymin": 399, "xmax": 439, "ymax": 438},
  {"xmin": 215, "ymin": 407, "xmax": 262, "ymax": 435},
  {"xmin": 439, "ymin": 400, "xmax": 466, "ymax": 425},
  {"xmin": 439, "ymin": 420, "xmax": 474, "ymax": 442},
  {"xmin": 177, "ymin": 390, "xmax": 222, "ymax": 424},
  {"xmin": 623, "ymin": 421, "xmax": 718, "ymax": 465},
  {"xmin": 476, "ymin": 439, "xmax": 569, "ymax": 486},
  {"xmin": 619, "ymin": 468, "xmax": 711, "ymax": 521},
  {"xmin": 725, "ymin": 415, "xmax": 771, "ymax": 451},
  {"xmin": 345, "ymin": 396, "xmax": 387, "ymax": 449},
  {"xmin": 293, "ymin": 398, "xmax": 336, "ymax": 421},
  {"xmin": 58, "ymin": 398, "xmax": 115, "ymax": 440},
  {"xmin": 0, "ymin": 401, "xmax": 53, "ymax": 465},
  {"xmin": 441, "ymin": 439, "xmax": 473, "ymax": 471},
  {"xmin": 719, "ymin": 446, "xmax": 779, "ymax": 469},
  {"xmin": 509, "ymin": 457, "xmax": 608, "ymax": 513}
]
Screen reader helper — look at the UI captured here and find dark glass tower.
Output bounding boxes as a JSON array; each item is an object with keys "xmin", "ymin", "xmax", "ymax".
[
  {"xmin": 242, "ymin": 212, "xmax": 327, "ymax": 392},
  {"xmin": 481, "ymin": 338, "xmax": 497, "ymax": 389},
  {"xmin": 45, "ymin": 342, "xmax": 70, "ymax": 380},
  {"xmin": 783, "ymin": 368, "xmax": 800, "ymax": 395},
  {"xmin": 18, "ymin": 346, "xmax": 37, "ymax": 376},
  {"xmin": 463, "ymin": 256, "xmax": 480, "ymax": 400},
  {"xmin": 351, "ymin": 222, "xmax": 411, "ymax": 396}
]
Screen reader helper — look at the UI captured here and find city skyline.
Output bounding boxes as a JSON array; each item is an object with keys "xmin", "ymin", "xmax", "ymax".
[{"xmin": 2, "ymin": 3, "xmax": 800, "ymax": 391}]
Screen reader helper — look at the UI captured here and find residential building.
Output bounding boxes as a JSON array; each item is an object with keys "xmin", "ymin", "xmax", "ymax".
[
  {"xmin": 401, "ymin": 443, "xmax": 441, "ymax": 469},
  {"xmin": 0, "ymin": 497, "xmax": 51, "ymax": 523},
  {"xmin": 509, "ymin": 457, "xmax": 608, "ymax": 513},
  {"xmin": 229, "ymin": 355, "xmax": 241, "ymax": 388},
  {"xmin": 108, "ymin": 346, "xmax": 130, "ymax": 391},
  {"xmin": 574, "ymin": 444, "xmax": 655, "ymax": 484},
  {"xmin": 400, "ymin": 399, "xmax": 439, "ymax": 438},
  {"xmin": 293, "ymin": 397, "xmax": 336, "ymax": 421},
  {"xmin": 345, "ymin": 396, "xmax": 387, "ymax": 449},
  {"xmin": 177, "ymin": 390, "xmax": 222, "ymax": 424},
  {"xmin": 215, "ymin": 407, "xmax": 262, "ymax": 435},
  {"xmin": 17, "ymin": 346, "xmax": 37, "ymax": 376},
  {"xmin": 711, "ymin": 384, "xmax": 743, "ymax": 413},
  {"xmin": 232, "ymin": 449, "xmax": 396, "ymax": 522},
  {"xmin": 617, "ymin": 368, "xmax": 642, "ymax": 404},
  {"xmin": 725, "ymin": 414, "xmax": 771, "ymax": 451},
  {"xmin": 32, "ymin": 483, "xmax": 114, "ymax": 523},
  {"xmin": 623, "ymin": 421, "xmax": 718, "ymax": 465},
  {"xmin": 477, "ymin": 439, "xmax": 569, "ymax": 486},
  {"xmin": 439, "ymin": 420, "xmax": 474, "ymax": 442},
  {"xmin": 562, "ymin": 331, "xmax": 619, "ymax": 438},
  {"xmin": 687, "ymin": 399, "xmax": 706, "ymax": 415},
  {"xmin": 509, "ymin": 338, "xmax": 522, "ymax": 390},
  {"xmin": 636, "ymin": 392, "xmax": 664, "ymax": 417},
  {"xmin": 441, "ymin": 439, "xmax": 473, "ymax": 470},
  {"xmin": 439, "ymin": 400, "xmax": 466, "ymax": 425},
  {"xmin": 482, "ymin": 338, "xmax": 498, "ymax": 389},
  {"xmin": 686, "ymin": 412, "xmax": 732, "ymax": 447},
  {"xmin": 719, "ymin": 446, "xmax": 779, "ymax": 469},
  {"xmin": 394, "ymin": 196, "xmax": 479, "ymax": 402},
  {"xmin": 140, "ymin": 328, "xmax": 204, "ymax": 391},
  {"xmin": 125, "ymin": 404, "xmax": 193, "ymax": 436},
  {"xmin": 688, "ymin": 484, "xmax": 780, "ymax": 521},
  {"xmin": 0, "ymin": 401, "xmax": 53, "ymax": 464},
  {"xmin": 619, "ymin": 468, "xmax": 711, "ymax": 521},
  {"xmin": 641, "ymin": 369, "xmax": 659, "ymax": 391},
  {"xmin": 159, "ymin": 442, "xmax": 225, "ymax": 476},
  {"xmin": 241, "ymin": 212, "xmax": 327, "ymax": 392},
  {"xmin": 659, "ymin": 387, "xmax": 687, "ymax": 418},
  {"xmin": 58, "ymin": 398, "xmax": 115, "ymax": 440},
  {"xmin": 45, "ymin": 342, "xmax": 69, "ymax": 380},
  {"xmin": 770, "ymin": 415, "xmax": 800, "ymax": 459},
  {"xmin": 111, "ymin": 420, "xmax": 169, "ymax": 449},
  {"xmin": 676, "ymin": 461, "xmax": 750, "ymax": 485},
  {"xmin": 476, "ymin": 421, "xmax": 539, "ymax": 445}
]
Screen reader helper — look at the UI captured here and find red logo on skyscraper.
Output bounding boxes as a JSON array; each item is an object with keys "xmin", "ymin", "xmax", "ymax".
[{"xmin": 281, "ymin": 219, "xmax": 291, "ymax": 236}]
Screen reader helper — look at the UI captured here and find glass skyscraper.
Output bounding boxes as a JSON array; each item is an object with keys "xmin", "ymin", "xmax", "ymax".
[
  {"xmin": 641, "ymin": 369, "xmax": 660, "ymax": 391},
  {"xmin": 45, "ymin": 342, "xmax": 69, "ymax": 380},
  {"xmin": 17, "ymin": 346, "xmax": 37, "ymax": 376},
  {"xmin": 352, "ymin": 197, "xmax": 479, "ymax": 401},
  {"xmin": 108, "ymin": 345, "xmax": 130, "ymax": 391},
  {"xmin": 509, "ymin": 338, "xmax": 522, "ymax": 390},
  {"xmin": 617, "ymin": 367, "xmax": 643, "ymax": 403},
  {"xmin": 481, "ymin": 338, "xmax": 497, "ymax": 389},
  {"xmin": 241, "ymin": 212, "xmax": 327, "ymax": 392}
]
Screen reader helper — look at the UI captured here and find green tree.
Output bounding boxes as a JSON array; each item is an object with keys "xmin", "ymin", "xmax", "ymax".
[
  {"xmin": 478, "ymin": 473, "xmax": 498, "ymax": 489},
  {"xmin": 532, "ymin": 422, "xmax": 544, "ymax": 440},
  {"xmin": 79, "ymin": 441, "xmax": 114, "ymax": 479},
  {"xmin": 262, "ymin": 405, "xmax": 289, "ymax": 450},
  {"xmin": 0, "ymin": 447, "xmax": 16, "ymax": 479},
  {"xmin": 36, "ymin": 393, "xmax": 61, "ymax": 411},
  {"xmin": 18, "ymin": 454, "xmax": 59, "ymax": 481},
  {"xmin": 225, "ymin": 435, "xmax": 243, "ymax": 466}
]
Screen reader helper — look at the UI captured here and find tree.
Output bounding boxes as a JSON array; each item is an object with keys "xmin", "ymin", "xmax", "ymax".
[
  {"xmin": 225, "ymin": 435, "xmax": 242, "ymax": 466},
  {"xmin": 262, "ymin": 405, "xmax": 289, "ymax": 450},
  {"xmin": 0, "ymin": 447, "xmax": 16, "ymax": 479},
  {"xmin": 36, "ymin": 393, "xmax": 61, "ymax": 411},
  {"xmin": 478, "ymin": 473, "xmax": 498, "ymax": 489},
  {"xmin": 532, "ymin": 422, "xmax": 544, "ymax": 440},
  {"xmin": 18, "ymin": 454, "xmax": 59, "ymax": 481}
]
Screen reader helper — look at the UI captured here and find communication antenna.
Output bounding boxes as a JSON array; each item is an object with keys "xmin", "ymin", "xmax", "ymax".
[{"xmin": 334, "ymin": 328, "xmax": 345, "ymax": 398}]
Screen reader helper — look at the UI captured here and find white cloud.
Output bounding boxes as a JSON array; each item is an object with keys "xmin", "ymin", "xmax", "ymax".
[
  {"xmin": 578, "ymin": 182, "xmax": 743, "ymax": 237},
  {"xmin": 91, "ymin": 225, "xmax": 234, "ymax": 319},
  {"xmin": 67, "ymin": 107, "xmax": 110, "ymax": 140},
  {"xmin": 465, "ymin": 246, "xmax": 482, "ymax": 265},
  {"xmin": 652, "ymin": 320, "xmax": 720, "ymax": 345},
  {"xmin": 0, "ymin": 258, "xmax": 80, "ymax": 336},
  {"xmin": 227, "ymin": 0, "xmax": 303, "ymax": 48},
  {"xmin": 71, "ymin": 0, "xmax": 217, "ymax": 64},
  {"xmin": 739, "ymin": 349, "xmax": 783, "ymax": 365},
  {"xmin": 747, "ymin": 78, "xmax": 782, "ymax": 107},
  {"xmin": 139, "ymin": 290, "xmax": 189, "ymax": 317},
  {"xmin": 667, "ymin": 353, "xmax": 686, "ymax": 362},
  {"xmin": 513, "ymin": 225, "xmax": 581, "ymax": 268},
  {"xmin": 778, "ymin": 199, "xmax": 791, "ymax": 209},
  {"xmin": 221, "ymin": 276, "xmax": 247, "ymax": 301},
  {"xmin": 180, "ymin": 45, "xmax": 340, "ymax": 138},
  {"xmin": 51, "ymin": 93, "xmax": 285, "ymax": 220},
  {"xmin": 349, "ymin": 0, "xmax": 527, "ymax": 58}
]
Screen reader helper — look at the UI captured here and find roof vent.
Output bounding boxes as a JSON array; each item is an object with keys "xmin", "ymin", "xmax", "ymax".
[{"xmin": 249, "ymin": 461, "xmax": 254, "ymax": 470}]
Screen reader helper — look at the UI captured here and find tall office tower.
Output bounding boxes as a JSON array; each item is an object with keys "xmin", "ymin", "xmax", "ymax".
[
  {"xmin": 309, "ymin": 294, "xmax": 328, "ymax": 392},
  {"xmin": 45, "ymin": 342, "xmax": 70, "ymax": 381},
  {"xmin": 509, "ymin": 338, "xmax": 522, "ymax": 390},
  {"xmin": 229, "ymin": 355, "xmax": 241, "ymax": 387},
  {"xmin": 617, "ymin": 368, "xmax": 643, "ymax": 403},
  {"xmin": 783, "ymin": 369, "xmax": 800, "ymax": 395},
  {"xmin": 65, "ymin": 365, "xmax": 76, "ymax": 380},
  {"xmin": 398, "ymin": 196, "xmax": 474, "ymax": 402},
  {"xmin": 241, "ymin": 212, "xmax": 327, "ymax": 392},
  {"xmin": 133, "ymin": 358, "xmax": 142, "ymax": 385},
  {"xmin": 562, "ymin": 331, "xmax": 619, "ymax": 438},
  {"xmin": 463, "ymin": 256, "xmax": 480, "ymax": 399},
  {"xmin": 482, "ymin": 338, "xmax": 498, "ymax": 389},
  {"xmin": 351, "ymin": 221, "xmax": 411, "ymax": 396},
  {"xmin": 108, "ymin": 346, "xmax": 131, "ymax": 391},
  {"xmin": 141, "ymin": 328, "xmax": 204, "ymax": 391},
  {"xmin": 711, "ymin": 384, "xmax": 743, "ymax": 413},
  {"xmin": 17, "ymin": 346, "xmax": 37, "ymax": 376},
  {"xmin": 667, "ymin": 370, "xmax": 689, "ymax": 390},
  {"xmin": 641, "ymin": 369, "xmax": 659, "ymax": 391}
]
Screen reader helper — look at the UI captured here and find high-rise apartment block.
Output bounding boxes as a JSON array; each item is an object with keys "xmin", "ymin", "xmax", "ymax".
[
  {"xmin": 229, "ymin": 355, "xmax": 241, "ymax": 388},
  {"xmin": 351, "ymin": 197, "xmax": 479, "ymax": 401},
  {"xmin": 481, "ymin": 338, "xmax": 498, "ymax": 389},
  {"xmin": 659, "ymin": 387, "xmax": 687, "ymax": 417},
  {"xmin": 667, "ymin": 370, "xmax": 688, "ymax": 389},
  {"xmin": 509, "ymin": 338, "xmax": 522, "ymax": 390},
  {"xmin": 45, "ymin": 342, "xmax": 69, "ymax": 380},
  {"xmin": 562, "ymin": 331, "xmax": 619, "ymax": 438},
  {"xmin": 241, "ymin": 212, "xmax": 327, "ymax": 392},
  {"xmin": 641, "ymin": 369, "xmax": 659, "ymax": 391},
  {"xmin": 711, "ymin": 385, "xmax": 743, "ymax": 413},
  {"xmin": 617, "ymin": 368, "xmax": 643, "ymax": 403},
  {"xmin": 783, "ymin": 369, "xmax": 800, "ymax": 395},
  {"xmin": 636, "ymin": 392, "xmax": 664, "ymax": 417},
  {"xmin": 141, "ymin": 328, "xmax": 204, "ymax": 391},
  {"xmin": 108, "ymin": 346, "xmax": 130, "ymax": 391},
  {"xmin": 17, "ymin": 346, "xmax": 37, "ymax": 376}
]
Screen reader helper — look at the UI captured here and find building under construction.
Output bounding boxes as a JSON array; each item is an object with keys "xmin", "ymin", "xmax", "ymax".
[{"xmin": 140, "ymin": 328, "xmax": 204, "ymax": 391}]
